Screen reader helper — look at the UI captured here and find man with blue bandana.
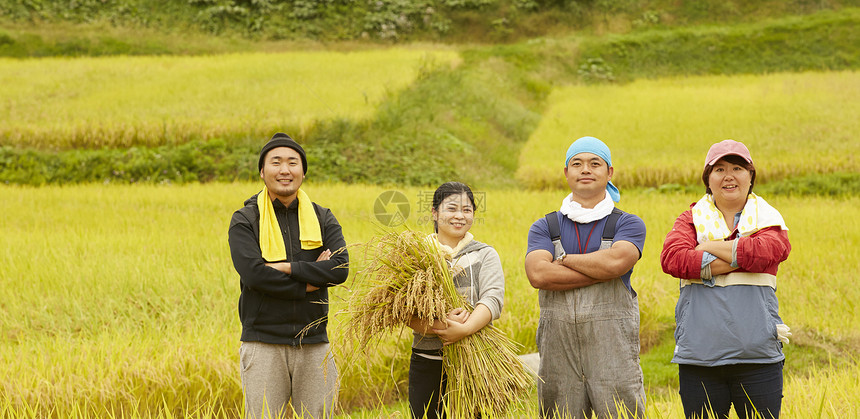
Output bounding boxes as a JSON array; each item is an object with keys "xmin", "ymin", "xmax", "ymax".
[{"xmin": 525, "ymin": 136, "xmax": 647, "ymax": 418}]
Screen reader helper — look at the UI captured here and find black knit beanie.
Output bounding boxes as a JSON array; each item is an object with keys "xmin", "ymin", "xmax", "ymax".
[{"xmin": 258, "ymin": 132, "xmax": 308, "ymax": 174}]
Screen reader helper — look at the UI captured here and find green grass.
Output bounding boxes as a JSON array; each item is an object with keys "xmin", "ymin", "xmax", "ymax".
[
  {"xmin": 579, "ymin": 8, "xmax": 860, "ymax": 82},
  {"xmin": 516, "ymin": 71, "xmax": 860, "ymax": 189},
  {"xmin": 1, "ymin": 182, "xmax": 857, "ymax": 417}
]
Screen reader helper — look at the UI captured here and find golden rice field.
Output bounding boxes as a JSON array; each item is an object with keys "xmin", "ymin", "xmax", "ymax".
[
  {"xmin": 516, "ymin": 71, "xmax": 860, "ymax": 189},
  {"xmin": 0, "ymin": 48, "xmax": 459, "ymax": 149},
  {"xmin": 3, "ymin": 53, "xmax": 859, "ymax": 416},
  {"xmin": 2, "ymin": 182, "xmax": 858, "ymax": 417}
]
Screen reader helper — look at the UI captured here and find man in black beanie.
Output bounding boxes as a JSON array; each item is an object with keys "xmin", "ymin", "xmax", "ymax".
[{"xmin": 228, "ymin": 132, "xmax": 349, "ymax": 418}]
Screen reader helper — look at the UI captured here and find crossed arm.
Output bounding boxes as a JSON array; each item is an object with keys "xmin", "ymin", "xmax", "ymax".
[
  {"xmin": 661, "ymin": 207, "xmax": 792, "ymax": 279},
  {"xmin": 695, "ymin": 240, "xmax": 738, "ymax": 276},
  {"xmin": 229, "ymin": 207, "xmax": 348, "ymax": 299},
  {"xmin": 525, "ymin": 240, "xmax": 640, "ymax": 291},
  {"xmin": 265, "ymin": 249, "xmax": 333, "ymax": 292}
]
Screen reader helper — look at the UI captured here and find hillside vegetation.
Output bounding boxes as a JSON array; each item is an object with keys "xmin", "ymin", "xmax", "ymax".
[
  {"xmin": 2, "ymin": 7, "xmax": 859, "ymax": 190},
  {"xmin": 2, "ymin": 0, "xmax": 857, "ymax": 46}
]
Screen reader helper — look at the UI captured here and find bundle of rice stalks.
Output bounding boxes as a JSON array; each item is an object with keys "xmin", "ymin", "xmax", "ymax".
[{"xmin": 342, "ymin": 230, "xmax": 533, "ymax": 418}]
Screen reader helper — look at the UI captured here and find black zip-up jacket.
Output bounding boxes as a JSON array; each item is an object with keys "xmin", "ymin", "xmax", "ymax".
[{"xmin": 228, "ymin": 192, "xmax": 349, "ymax": 345}]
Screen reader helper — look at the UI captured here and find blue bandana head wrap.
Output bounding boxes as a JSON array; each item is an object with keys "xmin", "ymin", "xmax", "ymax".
[{"xmin": 565, "ymin": 136, "xmax": 621, "ymax": 202}]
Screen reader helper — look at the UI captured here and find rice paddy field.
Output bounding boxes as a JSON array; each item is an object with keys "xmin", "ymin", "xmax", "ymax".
[
  {"xmin": 1, "ymin": 182, "xmax": 858, "ymax": 418},
  {"xmin": 516, "ymin": 71, "xmax": 860, "ymax": 189},
  {"xmin": 2, "ymin": 47, "xmax": 859, "ymax": 417},
  {"xmin": 0, "ymin": 48, "xmax": 458, "ymax": 149}
]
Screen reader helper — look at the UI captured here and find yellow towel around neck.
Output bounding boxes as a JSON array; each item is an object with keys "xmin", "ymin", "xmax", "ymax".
[
  {"xmin": 258, "ymin": 187, "xmax": 323, "ymax": 262},
  {"xmin": 692, "ymin": 192, "xmax": 788, "ymax": 244}
]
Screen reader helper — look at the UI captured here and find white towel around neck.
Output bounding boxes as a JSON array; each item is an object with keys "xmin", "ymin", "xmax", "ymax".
[{"xmin": 559, "ymin": 192, "xmax": 615, "ymax": 224}]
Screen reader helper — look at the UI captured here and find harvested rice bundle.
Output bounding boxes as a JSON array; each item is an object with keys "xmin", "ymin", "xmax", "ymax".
[{"xmin": 343, "ymin": 230, "xmax": 532, "ymax": 419}]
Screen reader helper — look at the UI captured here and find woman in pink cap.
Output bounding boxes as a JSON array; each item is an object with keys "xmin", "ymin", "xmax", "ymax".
[{"xmin": 660, "ymin": 140, "xmax": 792, "ymax": 419}]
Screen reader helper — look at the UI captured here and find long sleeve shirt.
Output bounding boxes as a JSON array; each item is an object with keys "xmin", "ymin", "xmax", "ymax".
[{"xmin": 229, "ymin": 194, "xmax": 349, "ymax": 345}]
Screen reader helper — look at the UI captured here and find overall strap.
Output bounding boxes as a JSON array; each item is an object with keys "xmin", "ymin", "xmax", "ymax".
[
  {"xmin": 547, "ymin": 209, "xmax": 623, "ymax": 242},
  {"xmin": 544, "ymin": 211, "xmax": 561, "ymax": 241},
  {"xmin": 601, "ymin": 208, "xmax": 624, "ymax": 241},
  {"xmin": 544, "ymin": 211, "xmax": 565, "ymax": 260}
]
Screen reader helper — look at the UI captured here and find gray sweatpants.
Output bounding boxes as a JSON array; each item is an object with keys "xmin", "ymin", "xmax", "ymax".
[
  {"xmin": 537, "ymin": 241, "xmax": 646, "ymax": 419},
  {"xmin": 240, "ymin": 341, "xmax": 338, "ymax": 419}
]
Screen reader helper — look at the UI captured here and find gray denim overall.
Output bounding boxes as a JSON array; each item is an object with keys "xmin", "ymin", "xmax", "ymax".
[{"xmin": 537, "ymin": 214, "xmax": 646, "ymax": 419}]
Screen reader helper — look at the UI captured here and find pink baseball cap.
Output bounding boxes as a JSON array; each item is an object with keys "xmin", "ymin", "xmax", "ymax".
[{"xmin": 704, "ymin": 139, "xmax": 753, "ymax": 167}]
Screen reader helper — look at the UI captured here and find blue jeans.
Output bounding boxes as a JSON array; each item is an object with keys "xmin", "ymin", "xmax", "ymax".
[{"xmin": 679, "ymin": 362, "xmax": 783, "ymax": 419}]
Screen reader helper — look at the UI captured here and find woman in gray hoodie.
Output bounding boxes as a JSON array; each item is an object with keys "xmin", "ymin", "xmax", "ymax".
[{"xmin": 406, "ymin": 182, "xmax": 505, "ymax": 419}]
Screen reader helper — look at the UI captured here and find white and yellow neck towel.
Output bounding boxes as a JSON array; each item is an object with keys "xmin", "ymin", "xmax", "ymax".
[
  {"xmin": 692, "ymin": 193, "xmax": 788, "ymax": 244},
  {"xmin": 427, "ymin": 232, "xmax": 474, "ymax": 260},
  {"xmin": 258, "ymin": 187, "xmax": 322, "ymax": 262}
]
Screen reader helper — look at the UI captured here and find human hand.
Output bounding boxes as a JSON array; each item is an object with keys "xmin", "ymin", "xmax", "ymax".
[
  {"xmin": 316, "ymin": 249, "xmax": 332, "ymax": 262},
  {"xmin": 446, "ymin": 307, "xmax": 470, "ymax": 324},
  {"xmin": 433, "ymin": 320, "xmax": 472, "ymax": 346},
  {"xmin": 306, "ymin": 283, "xmax": 320, "ymax": 292},
  {"xmin": 776, "ymin": 324, "xmax": 791, "ymax": 344}
]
